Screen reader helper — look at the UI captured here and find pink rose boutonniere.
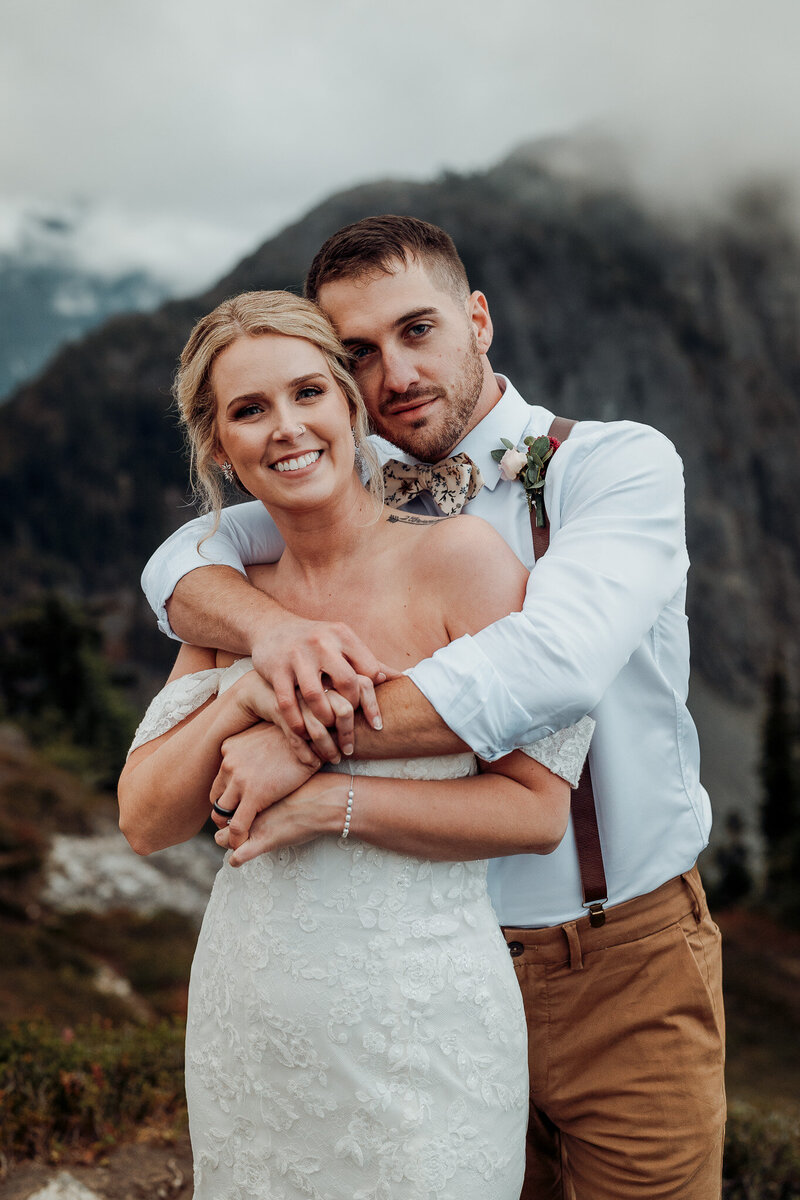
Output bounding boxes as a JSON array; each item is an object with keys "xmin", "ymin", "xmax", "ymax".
[{"xmin": 492, "ymin": 435, "xmax": 561, "ymax": 528}]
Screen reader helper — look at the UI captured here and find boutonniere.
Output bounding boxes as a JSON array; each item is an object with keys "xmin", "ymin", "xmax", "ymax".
[{"xmin": 491, "ymin": 435, "xmax": 561, "ymax": 528}]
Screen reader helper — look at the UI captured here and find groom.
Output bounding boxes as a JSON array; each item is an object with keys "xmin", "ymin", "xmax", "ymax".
[{"xmin": 142, "ymin": 215, "xmax": 725, "ymax": 1197}]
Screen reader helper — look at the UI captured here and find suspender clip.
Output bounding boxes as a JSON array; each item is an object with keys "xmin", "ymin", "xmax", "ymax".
[{"xmin": 585, "ymin": 901, "xmax": 606, "ymax": 928}]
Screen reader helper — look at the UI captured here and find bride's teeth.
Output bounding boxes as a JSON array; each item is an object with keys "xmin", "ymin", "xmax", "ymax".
[{"xmin": 275, "ymin": 451, "xmax": 320, "ymax": 472}]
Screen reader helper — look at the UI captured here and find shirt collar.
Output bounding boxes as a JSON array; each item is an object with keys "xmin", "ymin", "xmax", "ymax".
[
  {"xmin": 371, "ymin": 375, "xmax": 555, "ymax": 490},
  {"xmin": 452, "ymin": 376, "xmax": 554, "ymax": 490}
]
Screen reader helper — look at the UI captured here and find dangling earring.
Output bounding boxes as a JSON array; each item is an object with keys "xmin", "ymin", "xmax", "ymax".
[
  {"xmin": 221, "ymin": 461, "xmax": 234, "ymax": 484},
  {"xmin": 351, "ymin": 427, "xmax": 364, "ymax": 475}
]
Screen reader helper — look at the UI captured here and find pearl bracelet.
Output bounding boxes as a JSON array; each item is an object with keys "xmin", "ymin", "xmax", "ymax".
[{"xmin": 341, "ymin": 775, "xmax": 355, "ymax": 839}]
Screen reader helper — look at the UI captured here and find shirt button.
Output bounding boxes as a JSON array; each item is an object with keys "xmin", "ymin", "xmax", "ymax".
[{"xmin": 507, "ymin": 941, "xmax": 524, "ymax": 958}]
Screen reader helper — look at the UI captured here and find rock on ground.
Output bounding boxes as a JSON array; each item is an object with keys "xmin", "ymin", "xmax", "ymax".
[
  {"xmin": 42, "ymin": 827, "xmax": 223, "ymax": 923},
  {"xmin": 0, "ymin": 1140, "xmax": 193, "ymax": 1200}
]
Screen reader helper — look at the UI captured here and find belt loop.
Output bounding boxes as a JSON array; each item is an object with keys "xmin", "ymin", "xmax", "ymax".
[
  {"xmin": 562, "ymin": 921, "xmax": 584, "ymax": 971},
  {"xmin": 682, "ymin": 867, "xmax": 704, "ymax": 921}
]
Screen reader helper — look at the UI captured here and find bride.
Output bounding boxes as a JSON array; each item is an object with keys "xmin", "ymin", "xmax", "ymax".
[{"xmin": 118, "ymin": 291, "xmax": 592, "ymax": 1200}]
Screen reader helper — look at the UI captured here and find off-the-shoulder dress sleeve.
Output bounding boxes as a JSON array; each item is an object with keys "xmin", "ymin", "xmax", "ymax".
[
  {"xmin": 518, "ymin": 715, "xmax": 595, "ymax": 788},
  {"xmin": 127, "ymin": 668, "xmax": 224, "ymax": 755}
]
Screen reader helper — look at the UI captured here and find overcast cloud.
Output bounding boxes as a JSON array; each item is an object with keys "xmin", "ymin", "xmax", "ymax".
[{"xmin": 2, "ymin": 0, "xmax": 799, "ymax": 288}]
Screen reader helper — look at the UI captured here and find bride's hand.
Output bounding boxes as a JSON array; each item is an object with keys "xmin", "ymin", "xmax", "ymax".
[
  {"xmin": 232, "ymin": 669, "xmax": 339, "ymax": 766},
  {"xmin": 214, "ymin": 773, "xmax": 347, "ymax": 867},
  {"xmin": 209, "ymin": 723, "xmax": 320, "ymax": 850},
  {"xmin": 292, "ymin": 674, "xmax": 395, "ymax": 762},
  {"xmin": 233, "ymin": 667, "xmax": 390, "ymax": 764}
]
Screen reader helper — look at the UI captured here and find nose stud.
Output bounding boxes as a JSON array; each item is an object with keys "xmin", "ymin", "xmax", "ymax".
[{"xmin": 295, "ymin": 425, "xmax": 307, "ymax": 435}]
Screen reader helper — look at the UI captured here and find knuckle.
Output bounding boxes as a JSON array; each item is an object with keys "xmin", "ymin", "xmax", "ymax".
[
  {"xmin": 273, "ymin": 679, "xmax": 296, "ymax": 704},
  {"xmin": 275, "ymin": 691, "xmax": 297, "ymax": 714}
]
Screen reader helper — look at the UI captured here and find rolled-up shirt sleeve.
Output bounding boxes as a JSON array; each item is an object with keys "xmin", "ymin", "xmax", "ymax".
[
  {"xmin": 141, "ymin": 502, "xmax": 285, "ymax": 639},
  {"xmin": 406, "ymin": 422, "xmax": 690, "ymax": 760}
]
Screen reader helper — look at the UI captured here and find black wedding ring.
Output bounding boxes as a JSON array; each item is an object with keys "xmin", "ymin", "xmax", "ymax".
[{"xmin": 212, "ymin": 800, "xmax": 237, "ymax": 818}]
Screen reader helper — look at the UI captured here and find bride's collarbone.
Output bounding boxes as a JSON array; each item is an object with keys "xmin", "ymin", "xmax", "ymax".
[{"xmin": 264, "ymin": 581, "xmax": 447, "ymax": 667}]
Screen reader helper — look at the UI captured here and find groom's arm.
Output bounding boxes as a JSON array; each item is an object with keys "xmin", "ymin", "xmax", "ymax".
[
  {"xmin": 401, "ymin": 421, "xmax": 691, "ymax": 760},
  {"xmin": 141, "ymin": 503, "xmax": 392, "ymax": 740},
  {"xmin": 142, "ymin": 500, "xmax": 285, "ymax": 639},
  {"xmin": 339, "ymin": 422, "xmax": 690, "ymax": 761}
]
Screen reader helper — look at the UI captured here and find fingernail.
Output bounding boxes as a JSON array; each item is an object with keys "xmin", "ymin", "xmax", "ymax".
[
  {"xmin": 372, "ymin": 717, "xmax": 383, "ymax": 731},
  {"xmin": 331, "ymin": 754, "xmax": 341, "ymax": 764},
  {"xmin": 376, "ymin": 672, "xmax": 387, "ymax": 683},
  {"xmin": 342, "ymin": 743, "xmax": 354, "ymax": 757}
]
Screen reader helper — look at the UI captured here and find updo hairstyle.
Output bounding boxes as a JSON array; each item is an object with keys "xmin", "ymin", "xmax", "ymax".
[{"xmin": 174, "ymin": 290, "xmax": 381, "ymax": 526}]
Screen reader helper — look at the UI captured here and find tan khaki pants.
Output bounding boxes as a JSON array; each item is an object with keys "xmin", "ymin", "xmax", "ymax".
[{"xmin": 503, "ymin": 867, "xmax": 726, "ymax": 1200}]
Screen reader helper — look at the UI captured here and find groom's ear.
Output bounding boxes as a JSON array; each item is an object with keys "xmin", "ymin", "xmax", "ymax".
[{"xmin": 468, "ymin": 291, "xmax": 493, "ymax": 355}]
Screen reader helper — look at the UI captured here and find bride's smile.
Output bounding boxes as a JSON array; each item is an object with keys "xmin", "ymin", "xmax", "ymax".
[{"xmin": 212, "ymin": 332, "xmax": 360, "ymax": 515}]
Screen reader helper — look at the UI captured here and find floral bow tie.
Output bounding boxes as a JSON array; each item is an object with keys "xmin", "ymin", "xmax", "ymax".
[{"xmin": 382, "ymin": 452, "xmax": 484, "ymax": 516}]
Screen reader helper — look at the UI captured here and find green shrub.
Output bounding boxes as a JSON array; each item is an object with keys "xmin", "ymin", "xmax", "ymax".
[
  {"xmin": 0, "ymin": 1019, "xmax": 186, "ymax": 1162},
  {"xmin": 724, "ymin": 1101, "xmax": 800, "ymax": 1199}
]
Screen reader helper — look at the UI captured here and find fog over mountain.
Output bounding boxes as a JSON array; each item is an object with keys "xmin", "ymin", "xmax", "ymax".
[
  {"xmin": 0, "ymin": 207, "xmax": 173, "ymax": 401},
  {"xmin": 3, "ymin": 0, "xmax": 800, "ymax": 290}
]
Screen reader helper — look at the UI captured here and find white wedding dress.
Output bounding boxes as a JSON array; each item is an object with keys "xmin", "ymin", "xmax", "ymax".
[{"xmin": 129, "ymin": 659, "xmax": 593, "ymax": 1200}]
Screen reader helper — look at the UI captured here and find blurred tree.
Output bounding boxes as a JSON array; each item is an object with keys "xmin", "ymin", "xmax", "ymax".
[
  {"xmin": 0, "ymin": 593, "xmax": 136, "ymax": 786},
  {"xmin": 760, "ymin": 667, "xmax": 800, "ymax": 926},
  {"xmin": 707, "ymin": 811, "xmax": 753, "ymax": 910}
]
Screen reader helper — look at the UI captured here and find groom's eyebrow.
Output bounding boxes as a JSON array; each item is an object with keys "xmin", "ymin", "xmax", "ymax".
[{"xmin": 340, "ymin": 307, "xmax": 440, "ymax": 348}]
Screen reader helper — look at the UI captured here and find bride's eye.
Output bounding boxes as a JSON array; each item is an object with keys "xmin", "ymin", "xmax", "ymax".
[
  {"xmin": 233, "ymin": 402, "xmax": 262, "ymax": 418},
  {"xmin": 297, "ymin": 386, "xmax": 323, "ymax": 401}
]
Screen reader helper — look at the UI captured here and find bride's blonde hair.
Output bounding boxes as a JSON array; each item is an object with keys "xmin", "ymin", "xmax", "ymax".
[{"xmin": 174, "ymin": 290, "xmax": 382, "ymax": 530}]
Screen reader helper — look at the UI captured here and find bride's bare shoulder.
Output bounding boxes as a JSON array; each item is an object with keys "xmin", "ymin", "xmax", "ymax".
[
  {"xmin": 385, "ymin": 512, "xmax": 529, "ymax": 635},
  {"xmin": 386, "ymin": 511, "xmax": 524, "ymax": 576},
  {"xmin": 385, "ymin": 510, "xmax": 501, "ymax": 549}
]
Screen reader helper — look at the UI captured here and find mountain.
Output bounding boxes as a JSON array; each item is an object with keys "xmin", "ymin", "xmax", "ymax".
[
  {"xmin": 0, "ymin": 209, "xmax": 171, "ymax": 402},
  {"xmin": 2, "ymin": 145, "xmax": 799, "ymax": 833}
]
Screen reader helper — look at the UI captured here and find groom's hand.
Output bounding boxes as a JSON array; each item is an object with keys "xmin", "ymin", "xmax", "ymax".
[
  {"xmin": 209, "ymin": 722, "xmax": 319, "ymax": 851},
  {"xmin": 250, "ymin": 616, "xmax": 396, "ymax": 755}
]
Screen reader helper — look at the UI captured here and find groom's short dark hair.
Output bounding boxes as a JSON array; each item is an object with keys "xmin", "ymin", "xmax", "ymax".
[{"xmin": 304, "ymin": 215, "xmax": 470, "ymax": 303}]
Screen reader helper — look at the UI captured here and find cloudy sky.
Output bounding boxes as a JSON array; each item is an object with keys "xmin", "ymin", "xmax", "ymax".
[{"xmin": 2, "ymin": 0, "xmax": 799, "ymax": 289}]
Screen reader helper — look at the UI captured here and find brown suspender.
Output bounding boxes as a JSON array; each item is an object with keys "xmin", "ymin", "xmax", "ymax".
[{"xmin": 532, "ymin": 417, "xmax": 608, "ymax": 927}]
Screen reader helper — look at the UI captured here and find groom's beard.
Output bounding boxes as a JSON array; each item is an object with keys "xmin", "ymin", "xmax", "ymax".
[{"xmin": 369, "ymin": 335, "xmax": 485, "ymax": 464}]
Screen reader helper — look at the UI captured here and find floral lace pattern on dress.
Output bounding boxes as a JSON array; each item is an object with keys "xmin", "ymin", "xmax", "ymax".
[
  {"xmin": 127, "ymin": 662, "xmax": 593, "ymax": 1198},
  {"xmin": 127, "ymin": 668, "xmax": 223, "ymax": 755},
  {"xmin": 185, "ymin": 751, "xmax": 529, "ymax": 1199},
  {"xmin": 520, "ymin": 714, "xmax": 595, "ymax": 787}
]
